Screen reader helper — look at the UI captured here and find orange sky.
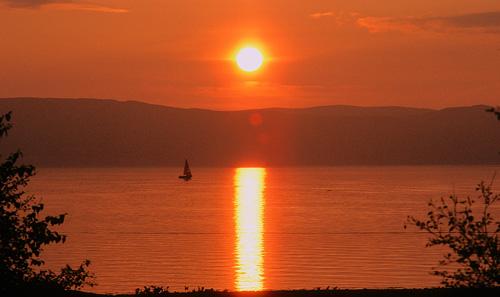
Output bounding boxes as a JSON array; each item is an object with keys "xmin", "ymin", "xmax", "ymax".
[{"xmin": 1, "ymin": 0, "xmax": 499, "ymax": 110}]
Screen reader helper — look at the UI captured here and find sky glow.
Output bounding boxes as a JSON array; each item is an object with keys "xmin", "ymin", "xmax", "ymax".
[{"xmin": 1, "ymin": 1, "xmax": 499, "ymax": 110}]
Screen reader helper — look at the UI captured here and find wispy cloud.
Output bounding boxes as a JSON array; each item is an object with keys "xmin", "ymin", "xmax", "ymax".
[
  {"xmin": 309, "ymin": 11, "xmax": 359, "ymax": 25},
  {"xmin": 2, "ymin": 0, "xmax": 67, "ymax": 8},
  {"xmin": 357, "ymin": 11, "xmax": 500, "ymax": 35},
  {"xmin": 53, "ymin": 4, "xmax": 128, "ymax": 13},
  {"xmin": 310, "ymin": 11, "xmax": 335, "ymax": 19},
  {"xmin": 1, "ymin": 0, "xmax": 128, "ymax": 13}
]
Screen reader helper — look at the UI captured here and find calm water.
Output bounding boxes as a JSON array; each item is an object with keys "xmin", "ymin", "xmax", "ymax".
[{"xmin": 28, "ymin": 166, "xmax": 500, "ymax": 294}]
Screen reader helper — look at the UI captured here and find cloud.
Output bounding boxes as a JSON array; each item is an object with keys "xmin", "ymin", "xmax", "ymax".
[
  {"xmin": 309, "ymin": 11, "xmax": 359, "ymax": 25},
  {"xmin": 445, "ymin": 11, "xmax": 500, "ymax": 31},
  {"xmin": 310, "ymin": 11, "xmax": 335, "ymax": 19},
  {"xmin": 54, "ymin": 4, "xmax": 128, "ymax": 13},
  {"xmin": 1, "ymin": 0, "xmax": 128, "ymax": 12},
  {"xmin": 1, "ymin": 0, "xmax": 66, "ymax": 8},
  {"xmin": 357, "ymin": 11, "xmax": 500, "ymax": 35}
]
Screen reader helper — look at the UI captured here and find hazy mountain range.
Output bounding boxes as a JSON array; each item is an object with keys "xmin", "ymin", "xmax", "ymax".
[{"xmin": 0, "ymin": 98, "xmax": 499, "ymax": 167}]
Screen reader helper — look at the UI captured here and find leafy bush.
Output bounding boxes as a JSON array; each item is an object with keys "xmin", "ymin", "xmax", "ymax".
[
  {"xmin": 0, "ymin": 112, "xmax": 96, "ymax": 293},
  {"xmin": 135, "ymin": 285, "xmax": 169, "ymax": 295},
  {"xmin": 487, "ymin": 106, "xmax": 500, "ymax": 120},
  {"xmin": 406, "ymin": 180, "xmax": 500, "ymax": 287}
]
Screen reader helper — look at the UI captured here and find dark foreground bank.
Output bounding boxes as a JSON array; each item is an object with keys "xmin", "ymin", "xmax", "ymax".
[{"xmin": 10, "ymin": 288, "xmax": 500, "ymax": 297}]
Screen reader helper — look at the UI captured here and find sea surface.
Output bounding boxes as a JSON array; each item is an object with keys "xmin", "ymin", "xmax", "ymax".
[{"xmin": 28, "ymin": 166, "xmax": 500, "ymax": 294}]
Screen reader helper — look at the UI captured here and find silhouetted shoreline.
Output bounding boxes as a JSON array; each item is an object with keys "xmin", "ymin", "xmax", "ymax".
[
  {"xmin": 21, "ymin": 287, "xmax": 500, "ymax": 297},
  {"xmin": 1, "ymin": 98, "xmax": 499, "ymax": 167}
]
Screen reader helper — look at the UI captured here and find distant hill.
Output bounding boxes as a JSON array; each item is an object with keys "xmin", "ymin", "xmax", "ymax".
[{"xmin": 0, "ymin": 97, "xmax": 499, "ymax": 167}]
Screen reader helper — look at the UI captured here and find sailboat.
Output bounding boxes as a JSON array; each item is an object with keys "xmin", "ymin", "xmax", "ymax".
[{"xmin": 178, "ymin": 159, "xmax": 192, "ymax": 180}]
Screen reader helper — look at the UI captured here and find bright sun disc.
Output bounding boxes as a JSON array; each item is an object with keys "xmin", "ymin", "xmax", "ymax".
[{"xmin": 236, "ymin": 47, "xmax": 263, "ymax": 72}]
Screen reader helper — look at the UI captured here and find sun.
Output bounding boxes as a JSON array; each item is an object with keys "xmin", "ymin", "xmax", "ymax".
[{"xmin": 236, "ymin": 47, "xmax": 263, "ymax": 72}]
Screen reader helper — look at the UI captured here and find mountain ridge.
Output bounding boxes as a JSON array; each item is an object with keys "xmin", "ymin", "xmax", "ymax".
[{"xmin": 0, "ymin": 97, "xmax": 498, "ymax": 167}]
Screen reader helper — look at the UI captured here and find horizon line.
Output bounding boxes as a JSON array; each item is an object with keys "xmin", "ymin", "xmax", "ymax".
[{"xmin": 0, "ymin": 96, "xmax": 493, "ymax": 113}]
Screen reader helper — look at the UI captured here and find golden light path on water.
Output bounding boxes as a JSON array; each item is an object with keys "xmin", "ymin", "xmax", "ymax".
[{"xmin": 234, "ymin": 168, "xmax": 266, "ymax": 291}]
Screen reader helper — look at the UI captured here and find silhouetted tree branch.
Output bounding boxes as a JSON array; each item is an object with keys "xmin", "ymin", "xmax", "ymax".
[
  {"xmin": 0, "ymin": 112, "xmax": 96, "ymax": 294},
  {"xmin": 487, "ymin": 106, "xmax": 500, "ymax": 121},
  {"xmin": 406, "ymin": 180, "xmax": 500, "ymax": 287}
]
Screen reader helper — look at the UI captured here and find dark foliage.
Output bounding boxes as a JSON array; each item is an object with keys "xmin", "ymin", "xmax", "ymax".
[
  {"xmin": 0, "ymin": 112, "xmax": 96, "ymax": 293},
  {"xmin": 406, "ymin": 181, "xmax": 500, "ymax": 287},
  {"xmin": 135, "ymin": 285, "xmax": 169, "ymax": 295},
  {"xmin": 486, "ymin": 106, "xmax": 500, "ymax": 121}
]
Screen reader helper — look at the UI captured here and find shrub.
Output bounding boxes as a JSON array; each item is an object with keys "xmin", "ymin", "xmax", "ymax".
[
  {"xmin": 0, "ymin": 112, "xmax": 96, "ymax": 293},
  {"xmin": 406, "ymin": 180, "xmax": 500, "ymax": 287},
  {"xmin": 135, "ymin": 285, "xmax": 169, "ymax": 295}
]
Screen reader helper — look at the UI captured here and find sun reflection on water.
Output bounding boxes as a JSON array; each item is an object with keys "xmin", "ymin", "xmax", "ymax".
[{"xmin": 234, "ymin": 168, "xmax": 266, "ymax": 291}]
